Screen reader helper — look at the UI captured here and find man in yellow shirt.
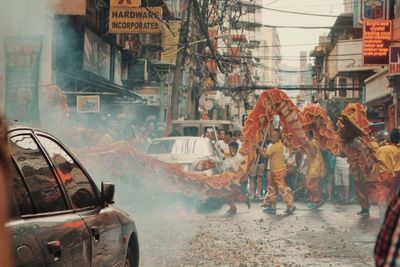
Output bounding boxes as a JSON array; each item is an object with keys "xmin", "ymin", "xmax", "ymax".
[
  {"xmin": 370, "ymin": 128, "xmax": 400, "ymax": 206},
  {"xmin": 374, "ymin": 128, "xmax": 400, "ymax": 266},
  {"xmin": 261, "ymin": 130, "xmax": 295, "ymax": 214}
]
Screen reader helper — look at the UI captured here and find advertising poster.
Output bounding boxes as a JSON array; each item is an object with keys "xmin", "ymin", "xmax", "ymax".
[
  {"xmin": 363, "ymin": 20, "xmax": 391, "ymax": 65},
  {"xmin": 76, "ymin": 95, "xmax": 100, "ymax": 113},
  {"xmin": 83, "ymin": 28, "xmax": 111, "ymax": 80},
  {"xmin": 4, "ymin": 36, "xmax": 43, "ymax": 123}
]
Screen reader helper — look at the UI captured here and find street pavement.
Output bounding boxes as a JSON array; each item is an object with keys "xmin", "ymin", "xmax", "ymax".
[{"xmin": 130, "ymin": 200, "xmax": 382, "ymax": 267}]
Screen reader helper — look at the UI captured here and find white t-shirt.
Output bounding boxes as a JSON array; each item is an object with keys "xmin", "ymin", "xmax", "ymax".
[
  {"xmin": 335, "ymin": 156, "xmax": 349, "ymax": 169},
  {"xmin": 223, "ymin": 153, "xmax": 244, "ymax": 172},
  {"xmin": 284, "ymin": 146, "xmax": 296, "ymax": 168},
  {"xmin": 217, "ymin": 140, "xmax": 230, "ymax": 154}
]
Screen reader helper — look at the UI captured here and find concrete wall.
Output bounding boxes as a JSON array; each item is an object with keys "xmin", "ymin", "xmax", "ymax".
[{"xmin": 337, "ymin": 39, "xmax": 363, "ymax": 71}]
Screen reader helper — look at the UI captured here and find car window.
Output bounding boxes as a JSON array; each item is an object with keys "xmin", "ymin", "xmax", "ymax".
[
  {"xmin": 37, "ymin": 135, "xmax": 98, "ymax": 209},
  {"xmin": 147, "ymin": 138, "xmax": 214, "ymax": 155},
  {"xmin": 183, "ymin": 127, "xmax": 198, "ymax": 136},
  {"xmin": 147, "ymin": 140, "xmax": 176, "ymax": 154},
  {"xmin": 10, "ymin": 135, "xmax": 67, "ymax": 213},
  {"xmin": 10, "ymin": 161, "xmax": 35, "ymax": 216}
]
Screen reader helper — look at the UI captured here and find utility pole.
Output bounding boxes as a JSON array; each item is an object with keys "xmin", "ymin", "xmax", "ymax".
[{"xmin": 171, "ymin": 0, "xmax": 192, "ymax": 120}]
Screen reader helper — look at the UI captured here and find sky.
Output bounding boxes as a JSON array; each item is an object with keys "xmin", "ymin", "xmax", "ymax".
[{"xmin": 262, "ymin": 0, "xmax": 346, "ymax": 67}]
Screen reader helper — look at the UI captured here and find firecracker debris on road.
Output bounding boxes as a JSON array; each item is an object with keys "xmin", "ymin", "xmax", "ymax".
[{"xmin": 134, "ymin": 201, "xmax": 381, "ymax": 267}]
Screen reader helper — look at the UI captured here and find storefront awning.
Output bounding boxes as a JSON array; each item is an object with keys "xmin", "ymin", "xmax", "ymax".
[
  {"xmin": 364, "ymin": 94, "xmax": 392, "ymax": 106},
  {"xmin": 55, "ymin": 71, "xmax": 145, "ymax": 103},
  {"xmin": 364, "ymin": 69, "xmax": 392, "ymax": 106}
]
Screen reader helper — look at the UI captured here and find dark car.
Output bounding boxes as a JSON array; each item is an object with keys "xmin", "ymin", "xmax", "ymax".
[{"xmin": 6, "ymin": 125, "xmax": 139, "ymax": 267}]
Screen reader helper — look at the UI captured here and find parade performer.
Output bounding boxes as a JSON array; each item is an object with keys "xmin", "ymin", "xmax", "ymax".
[
  {"xmin": 303, "ymin": 131, "xmax": 326, "ymax": 209},
  {"xmin": 374, "ymin": 129, "xmax": 400, "ymax": 266},
  {"xmin": 336, "ymin": 103, "xmax": 378, "ymax": 216},
  {"xmin": 299, "ymin": 104, "xmax": 340, "ymax": 208},
  {"xmin": 261, "ymin": 130, "xmax": 295, "ymax": 214},
  {"xmin": 370, "ymin": 128, "xmax": 400, "ymax": 208},
  {"xmin": 51, "ymin": 88, "xmax": 338, "ymax": 215}
]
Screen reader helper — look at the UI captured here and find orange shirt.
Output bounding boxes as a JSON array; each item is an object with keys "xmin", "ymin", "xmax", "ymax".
[{"xmin": 265, "ymin": 141, "xmax": 286, "ymax": 172}]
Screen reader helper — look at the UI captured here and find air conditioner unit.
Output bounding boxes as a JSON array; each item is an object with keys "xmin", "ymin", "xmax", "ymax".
[{"xmin": 126, "ymin": 59, "xmax": 148, "ymax": 84}]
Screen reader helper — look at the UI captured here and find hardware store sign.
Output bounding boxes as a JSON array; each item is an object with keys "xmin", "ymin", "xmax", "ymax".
[{"xmin": 109, "ymin": 7, "xmax": 162, "ymax": 34}]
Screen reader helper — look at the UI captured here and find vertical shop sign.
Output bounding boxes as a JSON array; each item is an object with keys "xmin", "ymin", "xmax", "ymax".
[
  {"xmin": 4, "ymin": 36, "xmax": 43, "ymax": 123},
  {"xmin": 363, "ymin": 20, "xmax": 391, "ymax": 64}
]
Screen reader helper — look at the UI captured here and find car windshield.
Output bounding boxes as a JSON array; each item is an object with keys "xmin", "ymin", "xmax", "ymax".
[{"xmin": 147, "ymin": 138, "xmax": 214, "ymax": 155}]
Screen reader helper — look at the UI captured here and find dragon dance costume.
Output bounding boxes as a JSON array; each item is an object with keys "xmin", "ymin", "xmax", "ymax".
[
  {"xmin": 303, "ymin": 139, "xmax": 326, "ymax": 204},
  {"xmin": 263, "ymin": 140, "xmax": 294, "ymax": 209},
  {"xmin": 42, "ymin": 85, "xmax": 396, "ymax": 216}
]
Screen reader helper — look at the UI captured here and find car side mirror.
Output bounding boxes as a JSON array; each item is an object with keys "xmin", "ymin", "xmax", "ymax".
[{"xmin": 101, "ymin": 182, "xmax": 115, "ymax": 205}]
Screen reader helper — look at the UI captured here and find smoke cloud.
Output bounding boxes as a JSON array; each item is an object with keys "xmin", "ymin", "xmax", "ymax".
[{"xmin": 1, "ymin": 2, "xmax": 203, "ymax": 265}]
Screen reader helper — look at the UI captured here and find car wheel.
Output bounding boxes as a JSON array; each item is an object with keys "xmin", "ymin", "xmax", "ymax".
[{"xmin": 124, "ymin": 249, "xmax": 134, "ymax": 267}]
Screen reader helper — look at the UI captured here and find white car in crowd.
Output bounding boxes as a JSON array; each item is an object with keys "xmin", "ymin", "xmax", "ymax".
[
  {"xmin": 145, "ymin": 136, "xmax": 225, "ymax": 211},
  {"xmin": 146, "ymin": 136, "xmax": 224, "ymax": 175}
]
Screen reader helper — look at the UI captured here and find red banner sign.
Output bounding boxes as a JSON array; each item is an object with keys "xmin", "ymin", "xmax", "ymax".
[{"xmin": 363, "ymin": 20, "xmax": 391, "ymax": 65}]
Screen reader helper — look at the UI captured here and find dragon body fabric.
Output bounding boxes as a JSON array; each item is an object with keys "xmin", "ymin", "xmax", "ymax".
[
  {"xmin": 73, "ymin": 89, "xmax": 340, "ymax": 202},
  {"xmin": 41, "ymin": 86, "xmax": 382, "ymax": 205},
  {"xmin": 335, "ymin": 103, "xmax": 396, "ymax": 206},
  {"xmin": 337, "ymin": 103, "xmax": 378, "ymax": 180}
]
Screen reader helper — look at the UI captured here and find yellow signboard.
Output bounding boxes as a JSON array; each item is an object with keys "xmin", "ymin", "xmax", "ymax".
[
  {"xmin": 109, "ymin": 7, "xmax": 162, "ymax": 34},
  {"xmin": 161, "ymin": 21, "xmax": 180, "ymax": 63},
  {"xmin": 49, "ymin": 0, "xmax": 87, "ymax": 15},
  {"xmin": 110, "ymin": 0, "xmax": 141, "ymax": 7}
]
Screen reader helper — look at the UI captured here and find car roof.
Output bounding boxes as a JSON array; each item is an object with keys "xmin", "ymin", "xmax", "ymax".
[
  {"xmin": 8, "ymin": 124, "xmax": 39, "ymax": 132},
  {"xmin": 151, "ymin": 136, "xmax": 211, "ymax": 142},
  {"xmin": 6, "ymin": 122, "xmax": 55, "ymax": 138}
]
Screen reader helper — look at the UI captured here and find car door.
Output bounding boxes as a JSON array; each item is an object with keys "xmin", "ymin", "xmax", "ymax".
[
  {"xmin": 36, "ymin": 133, "xmax": 126, "ymax": 267},
  {"xmin": 7, "ymin": 161, "xmax": 45, "ymax": 267},
  {"xmin": 9, "ymin": 133, "xmax": 91, "ymax": 266}
]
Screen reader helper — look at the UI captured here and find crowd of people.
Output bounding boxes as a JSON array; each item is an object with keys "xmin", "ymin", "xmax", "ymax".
[
  {"xmin": 209, "ymin": 127, "xmax": 400, "ymax": 219},
  {"xmin": 1, "ymin": 111, "xmax": 400, "ymax": 265},
  {"xmin": 211, "ymin": 125, "xmax": 400, "ymax": 267}
]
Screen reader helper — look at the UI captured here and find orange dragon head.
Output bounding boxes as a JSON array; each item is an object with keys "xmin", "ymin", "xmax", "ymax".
[
  {"xmin": 337, "ymin": 103, "xmax": 370, "ymax": 141},
  {"xmin": 301, "ymin": 104, "xmax": 340, "ymax": 155}
]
